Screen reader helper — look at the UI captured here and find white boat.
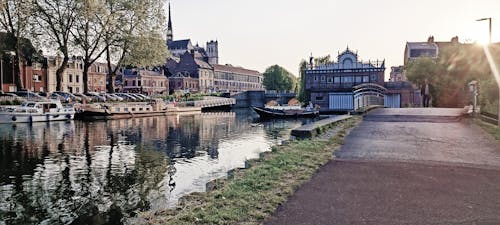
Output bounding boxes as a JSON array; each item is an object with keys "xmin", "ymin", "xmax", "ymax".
[{"xmin": 0, "ymin": 100, "xmax": 75, "ymax": 123}]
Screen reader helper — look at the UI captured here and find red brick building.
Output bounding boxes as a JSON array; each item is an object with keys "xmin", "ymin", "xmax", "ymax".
[{"xmin": 88, "ymin": 62, "xmax": 107, "ymax": 92}]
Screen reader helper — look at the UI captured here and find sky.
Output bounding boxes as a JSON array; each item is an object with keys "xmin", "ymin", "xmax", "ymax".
[{"xmin": 168, "ymin": 0, "xmax": 500, "ymax": 79}]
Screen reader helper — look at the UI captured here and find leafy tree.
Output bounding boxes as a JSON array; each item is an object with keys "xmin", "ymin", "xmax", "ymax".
[
  {"xmin": 405, "ymin": 44, "xmax": 496, "ymax": 107},
  {"xmin": 263, "ymin": 65, "xmax": 297, "ymax": 92},
  {"xmin": 297, "ymin": 59, "xmax": 308, "ymax": 102},
  {"xmin": 297, "ymin": 55, "xmax": 331, "ymax": 102},
  {"xmin": 103, "ymin": 0, "xmax": 168, "ymax": 92}
]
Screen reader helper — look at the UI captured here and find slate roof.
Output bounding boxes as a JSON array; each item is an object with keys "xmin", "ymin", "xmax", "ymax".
[
  {"xmin": 213, "ymin": 64, "xmax": 261, "ymax": 76},
  {"xmin": 406, "ymin": 42, "xmax": 438, "ymax": 50},
  {"xmin": 167, "ymin": 39, "xmax": 191, "ymax": 50}
]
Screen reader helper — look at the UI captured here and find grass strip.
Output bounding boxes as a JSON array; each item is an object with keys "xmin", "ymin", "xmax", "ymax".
[
  {"xmin": 474, "ymin": 118, "xmax": 500, "ymax": 141},
  {"xmin": 138, "ymin": 116, "xmax": 361, "ymax": 225}
]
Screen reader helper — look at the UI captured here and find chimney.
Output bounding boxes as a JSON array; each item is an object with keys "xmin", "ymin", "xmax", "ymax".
[{"xmin": 427, "ymin": 36, "xmax": 434, "ymax": 43}]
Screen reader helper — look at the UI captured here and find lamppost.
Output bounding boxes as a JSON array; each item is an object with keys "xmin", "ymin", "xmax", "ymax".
[
  {"xmin": 477, "ymin": 18, "xmax": 492, "ymax": 44},
  {"xmin": 477, "ymin": 17, "xmax": 500, "ymax": 125},
  {"xmin": 0, "ymin": 56, "xmax": 3, "ymax": 93}
]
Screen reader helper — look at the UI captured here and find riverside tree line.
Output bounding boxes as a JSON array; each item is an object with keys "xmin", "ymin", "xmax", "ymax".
[{"xmin": 0, "ymin": 0, "xmax": 169, "ymax": 93}]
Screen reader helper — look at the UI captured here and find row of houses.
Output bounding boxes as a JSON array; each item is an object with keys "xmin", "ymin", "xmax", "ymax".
[
  {"xmin": 1, "ymin": 56, "xmax": 108, "ymax": 94},
  {"xmin": 1, "ymin": 52, "xmax": 263, "ymax": 96}
]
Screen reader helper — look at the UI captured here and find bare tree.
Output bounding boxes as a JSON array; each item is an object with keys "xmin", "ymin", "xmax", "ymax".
[
  {"xmin": 33, "ymin": 0, "xmax": 78, "ymax": 91},
  {"xmin": 72, "ymin": 0, "xmax": 109, "ymax": 93}
]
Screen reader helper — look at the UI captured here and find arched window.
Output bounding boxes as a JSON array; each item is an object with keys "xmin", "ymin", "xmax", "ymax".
[{"xmin": 343, "ymin": 58, "xmax": 353, "ymax": 69}]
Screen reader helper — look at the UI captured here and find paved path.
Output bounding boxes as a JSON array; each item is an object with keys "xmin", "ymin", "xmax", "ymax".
[{"xmin": 266, "ymin": 108, "xmax": 500, "ymax": 225}]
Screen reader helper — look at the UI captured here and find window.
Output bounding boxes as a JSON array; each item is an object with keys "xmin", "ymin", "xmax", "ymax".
[
  {"xmin": 138, "ymin": 80, "xmax": 141, "ymax": 86},
  {"xmin": 315, "ymin": 96, "xmax": 324, "ymax": 101},
  {"xmin": 342, "ymin": 76, "xmax": 353, "ymax": 83},
  {"xmin": 334, "ymin": 76, "xmax": 340, "ymax": 83},
  {"xmin": 320, "ymin": 76, "xmax": 325, "ymax": 82},
  {"xmin": 76, "ymin": 75, "xmax": 80, "ymax": 83},
  {"xmin": 327, "ymin": 77, "xmax": 333, "ymax": 83},
  {"xmin": 69, "ymin": 74, "xmax": 73, "ymax": 83},
  {"xmin": 355, "ymin": 76, "xmax": 362, "ymax": 83},
  {"xmin": 363, "ymin": 76, "xmax": 369, "ymax": 83},
  {"xmin": 33, "ymin": 74, "xmax": 42, "ymax": 82},
  {"xmin": 370, "ymin": 74, "xmax": 378, "ymax": 82}
]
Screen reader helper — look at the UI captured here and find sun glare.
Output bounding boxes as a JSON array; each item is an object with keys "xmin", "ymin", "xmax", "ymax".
[{"xmin": 463, "ymin": 23, "xmax": 490, "ymax": 46}]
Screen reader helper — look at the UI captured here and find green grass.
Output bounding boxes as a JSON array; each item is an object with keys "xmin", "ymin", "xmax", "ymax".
[
  {"xmin": 137, "ymin": 117, "xmax": 361, "ymax": 225},
  {"xmin": 475, "ymin": 118, "xmax": 500, "ymax": 141}
]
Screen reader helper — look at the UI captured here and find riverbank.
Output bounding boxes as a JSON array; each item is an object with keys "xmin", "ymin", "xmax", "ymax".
[{"xmin": 136, "ymin": 116, "xmax": 361, "ymax": 225}]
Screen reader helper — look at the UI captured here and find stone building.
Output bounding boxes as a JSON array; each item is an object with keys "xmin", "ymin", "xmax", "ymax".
[
  {"xmin": 305, "ymin": 47, "xmax": 385, "ymax": 112},
  {"xmin": 167, "ymin": 53, "xmax": 213, "ymax": 93},
  {"xmin": 389, "ymin": 66, "xmax": 406, "ymax": 82},
  {"xmin": 164, "ymin": 3, "xmax": 265, "ymax": 95},
  {"xmin": 168, "ymin": 72, "xmax": 199, "ymax": 94},
  {"xmin": 213, "ymin": 64, "xmax": 263, "ymax": 93},
  {"xmin": 87, "ymin": 62, "xmax": 107, "ymax": 93},
  {"xmin": 404, "ymin": 36, "xmax": 461, "ymax": 66},
  {"xmin": 121, "ymin": 69, "xmax": 168, "ymax": 95},
  {"xmin": 47, "ymin": 56, "xmax": 84, "ymax": 93}
]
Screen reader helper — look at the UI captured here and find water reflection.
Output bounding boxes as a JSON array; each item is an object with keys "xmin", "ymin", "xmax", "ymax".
[{"xmin": 0, "ymin": 110, "xmax": 314, "ymax": 224}]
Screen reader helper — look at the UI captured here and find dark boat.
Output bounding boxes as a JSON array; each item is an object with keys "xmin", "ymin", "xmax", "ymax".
[{"xmin": 251, "ymin": 106, "xmax": 319, "ymax": 118}]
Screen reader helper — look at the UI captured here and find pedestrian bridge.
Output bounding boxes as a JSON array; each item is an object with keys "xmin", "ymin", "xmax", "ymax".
[{"xmin": 192, "ymin": 97, "xmax": 236, "ymax": 109}]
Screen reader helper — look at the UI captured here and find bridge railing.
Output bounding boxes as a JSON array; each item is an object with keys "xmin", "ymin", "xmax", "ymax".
[{"xmin": 352, "ymin": 83, "xmax": 386, "ymax": 111}]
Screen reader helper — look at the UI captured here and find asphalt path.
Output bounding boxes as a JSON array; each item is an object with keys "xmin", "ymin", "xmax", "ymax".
[{"xmin": 266, "ymin": 108, "xmax": 500, "ymax": 225}]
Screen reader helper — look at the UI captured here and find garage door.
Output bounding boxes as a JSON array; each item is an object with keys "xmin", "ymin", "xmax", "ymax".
[
  {"xmin": 384, "ymin": 94, "xmax": 401, "ymax": 108},
  {"xmin": 329, "ymin": 93, "xmax": 353, "ymax": 110}
]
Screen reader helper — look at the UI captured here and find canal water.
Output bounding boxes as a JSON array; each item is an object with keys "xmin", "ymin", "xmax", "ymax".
[{"xmin": 0, "ymin": 109, "xmax": 316, "ymax": 225}]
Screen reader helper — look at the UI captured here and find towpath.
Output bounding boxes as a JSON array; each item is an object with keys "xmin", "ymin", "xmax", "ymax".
[{"xmin": 266, "ymin": 108, "xmax": 500, "ymax": 225}]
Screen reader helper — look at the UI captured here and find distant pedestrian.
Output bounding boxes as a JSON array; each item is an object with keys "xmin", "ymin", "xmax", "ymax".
[{"xmin": 421, "ymin": 79, "xmax": 433, "ymax": 107}]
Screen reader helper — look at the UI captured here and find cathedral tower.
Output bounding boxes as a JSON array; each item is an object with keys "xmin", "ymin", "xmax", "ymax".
[
  {"xmin": 166, "ymin": 2, "xmax": 173, "ymax": 43},
  {"xmin": 206, "ymin": 40, "xmax": 219, "ymax": 65}
]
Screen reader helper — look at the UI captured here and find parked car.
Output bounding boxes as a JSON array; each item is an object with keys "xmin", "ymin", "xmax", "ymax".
[
  {"xmin": 0, "ymin": 93, "xmax": 18, "ymax": 97},
  {"xmin": 52, "ymin": 91, "xmax": 81, "ymax": 102},
  {"xmin": 115, "ymin": 93, "xmax": 137, "ymax": 101},
  {"xmin": 99, "ymin": 93, "xmax": 120, "ymax": 101},
  {"xmin": 136, "ymin": 93, "xmax": 151, "ymax": 100},
  {"xmin": 15, "ymin": 91, "xmax": 45, "ymax": 100},
  {"xmin": 85, "ymin": 92, "xmax": 106, "ymax": 102},
  {"xmin": 108, "ymin": 94, "xmax": 124, "ymax": 101},
  {"xmin": 73, "ymin": 93, "xmax": 93, "ymax": 102},
  {"xmin": 128, "ymin": 93, "xmax": 144, "ymax": 100},
  {"xmin": 49, "ymin": 93, "xmax": 63, "ymax": 101},
  {"xmin": 38, "ymin": 92, "xmax": 49, "ymax": 97}
]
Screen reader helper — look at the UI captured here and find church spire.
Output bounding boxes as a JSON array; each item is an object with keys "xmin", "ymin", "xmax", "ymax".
[{"xmin": 166, "ymin": 2, "xmax": 173, "ymax": 42}]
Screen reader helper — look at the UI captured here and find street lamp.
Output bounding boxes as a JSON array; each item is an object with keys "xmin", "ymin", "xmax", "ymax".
[
  {"xmin": 476, "ymin": 18, "xmax": 492, "ymax": 44},
  {"xmin": 477, "ymin": 17, "xmax": 500, "ymax": 125}
]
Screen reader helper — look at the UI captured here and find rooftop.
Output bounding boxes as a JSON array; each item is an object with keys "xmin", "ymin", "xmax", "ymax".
[{"xmin": 213, "ymin": 64, "xmax": 261, "ymax": 76}]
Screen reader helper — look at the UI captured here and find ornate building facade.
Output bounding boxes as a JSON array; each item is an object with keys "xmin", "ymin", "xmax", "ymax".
[{"xmin": 305, "ymin": 47, "xmax": 385, "ymax": 111}]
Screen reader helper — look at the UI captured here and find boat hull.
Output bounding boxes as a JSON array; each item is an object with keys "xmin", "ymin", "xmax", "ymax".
[
  {"xmin": 0, "ymin": 112, "xmax": 74, "ymax": 123},
  {"xmin": 251, "ymin": 106, "xmax": 319, "ymax": 119}
]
